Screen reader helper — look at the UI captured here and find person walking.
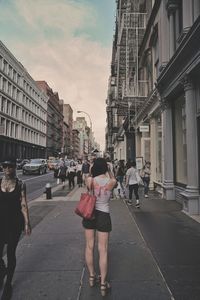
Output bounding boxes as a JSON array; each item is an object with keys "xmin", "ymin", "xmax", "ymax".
[
  {"xmin": 57, "ymin": 159, "xmax": 68, "ymax": 189},
  {"xmin": 125, "ymin": 161, "xmax": 142, "ymax": 208},
  {"xmin": 76, "ymin": 160, "xmax": 83, "ymax": 187},
  {"xmin": 141, "ymin": 161, "xmax": 151, "ymax": 198},
  {"xmin": 0, "ymin": 157, "xmax": 31, "ymax": 300},
  {"xmin": 82, "ymin": 159, "xmax": 90, "ymax": 185},
  {"xmin": 67, "ymin": 161, "xmax": 76, "ymax": 189},
  {"xmin": 83, "ymin": 158, "xmax": 116, "ymax": 297},
  {"xmin": 115, "ymin": 160, "xmax": 125, "ymax": 198}
]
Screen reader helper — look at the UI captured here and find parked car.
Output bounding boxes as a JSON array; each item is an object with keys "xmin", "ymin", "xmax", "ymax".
[
  {"xmin": 16, "ymin": 159, "xmax": 30, "ymax": 169},
  {"xmin": 22, "ymin": 159, "xmax": 47, "ymax": 175}
]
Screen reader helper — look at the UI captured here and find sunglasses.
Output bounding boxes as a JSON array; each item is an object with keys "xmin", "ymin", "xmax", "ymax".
[{"xmin": 2, "ymin": 164, "xmax": 15, "ymax": 169}]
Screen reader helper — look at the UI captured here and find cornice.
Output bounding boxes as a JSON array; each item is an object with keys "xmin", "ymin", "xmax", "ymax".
[{"xmin": 157, "ymin": 16, "xmax": 200, "ymax": 95}]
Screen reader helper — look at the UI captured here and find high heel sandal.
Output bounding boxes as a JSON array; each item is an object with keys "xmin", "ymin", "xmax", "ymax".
[
  {"xmin": 89, "ymin": 275, "xmax": 96, "ymax": 287},
  {"xmin": 100, "ymin": 281, "xmax": 111, "ymax": 297}
]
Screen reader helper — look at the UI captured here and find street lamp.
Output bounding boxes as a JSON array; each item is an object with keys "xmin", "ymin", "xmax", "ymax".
[{"xmin": 77, "ymin": 110, "xmax": 93, "ymax": 153}]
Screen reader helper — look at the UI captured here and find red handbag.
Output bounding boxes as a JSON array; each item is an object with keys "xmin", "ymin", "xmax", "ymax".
[{"xmin": 75, "ymin": 192, "xmax": 96, "ymax": 220}]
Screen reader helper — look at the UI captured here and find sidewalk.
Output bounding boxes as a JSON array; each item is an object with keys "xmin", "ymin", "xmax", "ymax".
[{"xmin": 3, "ymin": 184, "xmax": 200, "ymax": 299}]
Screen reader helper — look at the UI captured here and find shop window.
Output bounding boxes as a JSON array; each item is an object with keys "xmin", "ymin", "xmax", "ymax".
[{"xmin": 173, "ymin": 95, "xmax": 187, "ymax": 185}]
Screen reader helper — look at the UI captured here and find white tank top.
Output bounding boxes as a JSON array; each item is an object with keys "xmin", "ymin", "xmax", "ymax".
[{"xmin": 93, "ymin": 177, "xmax": 111, "ymax": 213}]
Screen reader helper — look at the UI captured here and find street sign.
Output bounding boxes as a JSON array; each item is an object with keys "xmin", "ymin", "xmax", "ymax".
[
  {"xmin": 139, "ymin": 125, "xmax": 149, "ymax": 132},
  {"xmin": 117, "ymin": 136, "xmax": 124, "ymax": 141}
]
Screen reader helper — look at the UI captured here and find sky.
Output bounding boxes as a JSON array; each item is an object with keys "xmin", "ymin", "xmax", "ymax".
[{"xmin": 0, "ymin": 0, "xmax": 116, "ymax": 150}]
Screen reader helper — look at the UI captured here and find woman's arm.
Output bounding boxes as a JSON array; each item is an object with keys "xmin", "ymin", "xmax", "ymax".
[
  {"xmin": 20, "ymin": 182, "xmax": 31, "ymax": 235},
  {"xmin": 86, "ymin": 176, "xmax": 93, "ymax": 190}
]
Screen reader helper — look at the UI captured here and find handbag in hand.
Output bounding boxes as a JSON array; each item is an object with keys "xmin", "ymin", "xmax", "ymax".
[{"xmin": 74, "ymin": 179, "xmax": 96, "ymax": 220}]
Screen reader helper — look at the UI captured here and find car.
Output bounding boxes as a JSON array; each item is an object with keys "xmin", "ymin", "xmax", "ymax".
[
  {"xmin": 22, "ymin": 159, "xmax": 47, "ymax": 175},
  {"xmin": 16, "ymin": 159, "xmax": 30, "ymax": 169}
]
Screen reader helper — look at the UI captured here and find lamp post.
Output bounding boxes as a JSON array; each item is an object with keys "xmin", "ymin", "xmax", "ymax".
[{"xmin": 77, "ymin": 110, "xmax": 93, "ymax": 153}]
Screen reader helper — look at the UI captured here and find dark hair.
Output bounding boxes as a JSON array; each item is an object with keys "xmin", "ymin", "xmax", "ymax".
[
  {"xmin": 2, "ymin": 156, "xmax": 16, "ymax": 167},
  {"xmin": 91, "ymin": 158, "xmax": 108, "ymax": 177},
  {"xmin": 130, "ymin": 161, "xmax": 136, "ymax": 168}
]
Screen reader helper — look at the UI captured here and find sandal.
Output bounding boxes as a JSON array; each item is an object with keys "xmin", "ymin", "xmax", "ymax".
[
  {"xmin": 100, "ymin": 281, "xmax": 111, "ymax": 297},
  {"xmin": 89, "ymin": 275, "xmax": 96, "ymax": 287}
]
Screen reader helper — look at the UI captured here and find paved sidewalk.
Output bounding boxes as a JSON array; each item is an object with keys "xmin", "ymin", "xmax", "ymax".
[{"xmin": 1, "ymin": 185, "xmax": 174, "ymax": 300}]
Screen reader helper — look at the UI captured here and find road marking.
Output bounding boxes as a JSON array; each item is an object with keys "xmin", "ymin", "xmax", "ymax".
[{"xmin": 21, "ymin": 173, "xmax": 53, "ymax": 182}]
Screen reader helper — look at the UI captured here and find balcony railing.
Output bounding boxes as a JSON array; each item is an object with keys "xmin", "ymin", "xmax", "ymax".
[{"xmin": 122, "ymin": 80, "xmax": 148, "ymax": 98}]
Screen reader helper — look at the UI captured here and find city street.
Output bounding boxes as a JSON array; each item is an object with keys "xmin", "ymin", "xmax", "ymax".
[
  {"xmin": 0, "ymin": 170, "xmax": 57, "ymax": 201},
  {"xmin": 1, "ymin": 185, "xmax": 199, "ymax": 300}
]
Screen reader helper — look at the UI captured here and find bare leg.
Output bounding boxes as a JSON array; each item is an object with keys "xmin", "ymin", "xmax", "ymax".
[
  {"xmin": 97, "ymin": 231, "xmax": 109, "ymax": 284},
  {"xmin": 84, "ymin": 229, "xmax": 95, "ymax": 277}
]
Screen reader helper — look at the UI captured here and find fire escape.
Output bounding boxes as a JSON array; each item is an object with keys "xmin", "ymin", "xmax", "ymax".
[{"xmin": 106, "ymin": 0, "xmax": 147, "ymax": 158}]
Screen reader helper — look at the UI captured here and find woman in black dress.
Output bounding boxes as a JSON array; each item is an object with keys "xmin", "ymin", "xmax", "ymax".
[{"xmin": 0, "ymin": 157, "xmax": 31, "ymax": 300}]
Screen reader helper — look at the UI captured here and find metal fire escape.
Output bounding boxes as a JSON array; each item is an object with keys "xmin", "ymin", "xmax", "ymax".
[{"xmin": 116, "ymin": 0, "xmax": 147, "ymax": 132}]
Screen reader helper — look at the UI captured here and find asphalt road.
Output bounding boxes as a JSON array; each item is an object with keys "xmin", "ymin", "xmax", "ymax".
[{"xmin": 0, "ymin": 170, "xmax": 57, "ymax": 201}]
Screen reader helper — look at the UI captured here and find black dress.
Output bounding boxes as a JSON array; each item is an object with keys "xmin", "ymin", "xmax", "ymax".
[{"xmin": 0, "ymin": 178, "xmax": 24, "ymax": 244}]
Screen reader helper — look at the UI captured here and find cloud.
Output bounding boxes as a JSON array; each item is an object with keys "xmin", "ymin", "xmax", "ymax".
[
  {"xmin": 19, "ymin": 37, "xmax": 110, "ymax": 149},
  {"xmin": 0, "ymin": 0, "xmax": 113, "ymax": 149},
  {"xmin": 15, "ymin": 0, "xmax": 96, "ymax": 38}
]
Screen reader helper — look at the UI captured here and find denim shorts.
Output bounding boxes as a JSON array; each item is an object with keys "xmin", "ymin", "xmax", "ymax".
[{"xmin": 82, "ymin": 209, "xmax": 112, "ymax": 232}]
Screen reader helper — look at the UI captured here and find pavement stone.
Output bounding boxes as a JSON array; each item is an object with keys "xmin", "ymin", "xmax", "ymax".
[{"xmin": 3, "ymin": 184, "xmax": 196, "ymax": 300}]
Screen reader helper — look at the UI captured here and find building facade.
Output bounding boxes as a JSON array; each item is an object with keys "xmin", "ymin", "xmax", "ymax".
[
  {"xmin": 63, "ymin": 104, "xmax": 73, "ymax": 158},
  {"xmin": 36, "ymin": 81, "xmax": 63, "ymax": 158},
  {"xmin": 105, "ymin": 0, "xmax": 147, "ymax": 162},
  {"xmin": 0, "ymin": 41, "xmax": 48, "ymax": 161},
  {"xmin": 72, "ymin": 129, "xmax": 80, "ymax": 159},
  {"xmin": 106, "ymin": 0, "xmax": 200, "ymax": 215},
  {"xmin": 74, "ymin": 117, "xmax": 89, "ymax": 157}
]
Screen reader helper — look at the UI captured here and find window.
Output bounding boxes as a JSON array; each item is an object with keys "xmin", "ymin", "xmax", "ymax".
[{"xmin": 173, "ymin": 95, "xmax": 187, "ymax": 184}]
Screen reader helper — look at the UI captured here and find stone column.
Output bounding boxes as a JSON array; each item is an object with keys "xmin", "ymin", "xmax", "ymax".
[
  {"xmin": 166, "ymin": 1, "xmax": 178, "ymax": 58},
  {"xmin": 150, "ymin": 117, "xmax": 157, "ymax": 189},
  {"xmin": 181, "ymin": 76, "xmax": 199, "ymax": 214},
  {"xmin": 162, "ymin": 100, "xmax": 175, "ymax": 200},
  {"xmin": 194, "ymin": 0, "xmax": 200, "ymax": 22},
  {"xmin": 169, "ymin": 10, "xmax": 175, "ymax": 58},
  {"xmin": 182, "ymin": 0, "xmax": 193, "ymax": 33},
  {"xmin": 159, "ymin": 1, "xmax": 169, "ymax": 71}
]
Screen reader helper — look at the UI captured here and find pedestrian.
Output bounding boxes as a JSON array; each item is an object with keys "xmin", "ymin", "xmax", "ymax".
[
  {"xmin": 67, "ymin": 161, "xmax": 76, "ymax": 189},
  {"xmin": 83, "ymin": 158, "xmax": 116, "ymax": 297},
  {"xmin": 57, "ymin": 159, "xmax": 68, "ymax": 189},
  {"xmin": 0, "ymin": 157, "xmax": 31, "ymax": 300},
  {"xmin": 115, "ymin": 160, "xmax": 125, "ymax": 198},
  {"xmin": 125, "ymin": 161, "xmax": 142, "ymax": 208},
  {"xmin": 82, "ymin": 159, "xmax": 90, "ymax": 185},
  {"xmin": 76, "ymin": 160, "xmax": 83, "ymax": 187},
  {"xmin": 141, "ymin": 161, "xmax": 151, "ymax": 198}
]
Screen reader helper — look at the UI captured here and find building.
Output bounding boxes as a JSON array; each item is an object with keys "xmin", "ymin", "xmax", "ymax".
[
  {"xmin": 0, "ymin": 41, "xmax": 48, "ymax": 160},
  {"xmin": 105, "ymin": 0, "xmax": 147, "ymax": 161},
  {"xmin": 106, "ymin": 0, "xmax": 200, "ymax": 215},
  {"xmin": 74, "ymin": 117, "xmax": 89, "ymax": 157},
  {"xmin": 36, "ymin": 81, "xmax": 63, "ymax": 158},
  {"xmin": 63, "ymin": 104, "xmax": 73, "ymax": 158},
  {"xmin": 72, "ymin": 129, "xmax": 80, "ymax": 159}
]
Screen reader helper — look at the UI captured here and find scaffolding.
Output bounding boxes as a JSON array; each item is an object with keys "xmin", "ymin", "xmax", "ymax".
[{"xmin": 116, "ymin": 0, "xmax": 147, "ymax": 131}]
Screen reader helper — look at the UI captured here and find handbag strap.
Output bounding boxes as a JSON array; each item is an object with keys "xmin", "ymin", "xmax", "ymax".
[{"xmin": 89, "ymin": 177, "xmax": 95, "ymax": 195}]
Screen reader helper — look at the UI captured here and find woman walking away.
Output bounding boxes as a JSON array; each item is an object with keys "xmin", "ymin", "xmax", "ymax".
[
  {"xmin": 67, "ymin": 161, "xmax": 76, "ymax": 189},
  {"xmin": 83, "ymin": 158, "xmax": 116, "ymax": 297},
  {"xmin": 116, "ymin": 160, "xmax": 125, "ymax": 198},
  {"xmin": 76, "ymin": 160, "xmax": 83, "ymax": 187},
  {"xmin": 142, "ymin": 161, "xmax": 151, "ymax": 198},
  {"xmin": 126, "ymin": 161, "xmax": 141, "ymax": 208},
  {"xmin": 57, "ymin": 159, "xmax": 68, "ymax": 189},
  {"xmin": 0, "ymin": 157, "xmax": 31, "ymax": 300}
]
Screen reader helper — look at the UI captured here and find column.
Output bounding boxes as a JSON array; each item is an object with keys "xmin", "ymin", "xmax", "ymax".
[
  {"xmin": 169, "ymin": 10, "xmax": 175, "ymax": 58},
  {"xmin": 181, "ymin": 76, "xmax": 199, "ymax": 214},
  {"xmin": 150, "ymin": 118, "xmax": 157, "ymax": 189},
  {"xmin": 162, "ymin": 100, "xmax": 175, "ymax": 200},
  {"xmin": 182, "ymin": 0, "xmax": 193, "ymax": 33},
  {"xmin": 159, "ymin": 1, "xmax": 169, "ymax": 71},
  {"xmin": 194, "ymin": 0, "xmax": 200, "ymax": 22}
]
